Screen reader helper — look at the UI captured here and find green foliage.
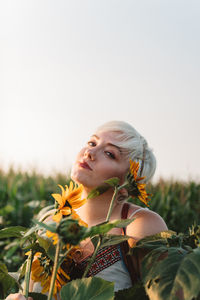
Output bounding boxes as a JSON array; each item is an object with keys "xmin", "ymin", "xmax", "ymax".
[
  {"xmin": 0, "ymin": 168, "xmax": 68, "ymax": 272},
  {"xmin": 130, "ymin": 228, "xmax": 200, "ymax": 300},
  {"xmin": 60, "ymin": 277, "xmax": 115, "ymax": 300},
  {"xmin": 0, "ymin": 263, "xmax": 19, "ymax": 299},
  {"xmin": 84, "ymin": 219, "xmax": 133, "ymax": 239},
  {"xmin": 148, "ymin": 180, "xmax": 200, "ymax": 233},
  {"xmin": 114, "ymin": 283, "xmax": 149, "ymax": 300},
  {"xmin": 28, "ymin": 292, "xmax": 48, "ymax": 300},
  {"xmin": 57, "ymin": 218, "xmax": 87, "ymax": 245},
  {"xmin": 142, "ymin": 247, "xmax": 200, "ymax": 300},
  {"xmin": 87, "ymin": 184, "xmax": 110, "ymax": 199},
  {"xmin": 0, "ymin": 168, "xmax": 68, "ymax": 229},
  {"xmin": 104, "ymin": 177, "xmax": 120, "ymax": 187},
  {"xmin": 0, "ymin": 226, "xmax": 27, "ymax": 238},
  {"xmin": 0, "ymin": 168, "xmax": 200, "ymax": 299}
]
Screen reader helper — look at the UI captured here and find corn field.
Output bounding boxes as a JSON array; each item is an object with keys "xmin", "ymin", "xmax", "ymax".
[{"xmin": 0, "ymin": 168, "xmax": 200, "ymax": 300}]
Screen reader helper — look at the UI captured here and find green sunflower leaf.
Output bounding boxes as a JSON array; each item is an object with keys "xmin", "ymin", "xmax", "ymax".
[
  {"xmin": 0, "ymin": 226, "xmax": 27, "ymax": 239},
  {"xmin": 142, "ymin": 246, "xmax": 200, "ymax": 300},
  {"xmin": 87, "ymin": 184, "xmax": 110, "ymax": 199},
  {"xmin": 104, "ymin": 177, "xmax": 120, "ymax": 187},
  {"xmin": 60, "ymin": 277, "xmax": 114, "ymax": 300},
  {"xmin": 0, "ymin": 263, "xmax": 18, "ymax": 299}
]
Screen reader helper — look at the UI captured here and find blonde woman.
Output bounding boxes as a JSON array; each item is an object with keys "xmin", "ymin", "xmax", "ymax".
[{"xmin": 6, "ymin": 120, "xmax": 167, "ymax": 300}]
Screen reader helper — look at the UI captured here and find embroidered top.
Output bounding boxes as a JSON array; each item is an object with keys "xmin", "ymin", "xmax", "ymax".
[
  {"xmin": 78, "ymin": 244, "xmax": 121, "ymax": 276},
  {"xmin": 32, "ymin": 206, "xmax": 148, "ymax": 294},
  {"xmin": 73, "ymin": 206, "xmax": 149, "ymax": 291}
]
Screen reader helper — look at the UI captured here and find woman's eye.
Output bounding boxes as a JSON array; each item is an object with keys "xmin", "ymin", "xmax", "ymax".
[
  {"xmin": 88, "ymin": 141, "xmax": 96, "ymax": 147},
  {"xmin": 105, "ymin": 151, "xmax": 115, "ymax": 159}
]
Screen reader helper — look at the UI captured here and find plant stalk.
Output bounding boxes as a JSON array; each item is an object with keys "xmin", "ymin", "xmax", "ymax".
[
  {"xmin": 48, "ymin": 239, "xmax": 61, "ymax": 300},
  {"xmin": 82, "ymin": 236, "xmax": 102, "ymax": 278},
  {"xmin": 23, "ymin": 249, "xmax": 33, "ymax": 299},
  {"xmin": 105, "ymin": 182, "xmax": 127, "ymax": 223}
]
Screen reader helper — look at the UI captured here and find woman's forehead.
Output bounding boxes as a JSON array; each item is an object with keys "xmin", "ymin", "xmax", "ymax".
[
  {"xmin": 92, "ymin": 130, "xmax": 123, "ymax": 142},
  {"xmin": 92, "ymin": 131, "xmax": 130, "ymax": 157}
]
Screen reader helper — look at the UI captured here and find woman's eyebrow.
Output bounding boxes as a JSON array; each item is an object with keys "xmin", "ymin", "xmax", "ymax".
[
  {"xmin": 107, "ymin": 143, "xmax": 122, "ymax": 153},
  {"xmin": 91, "ymin": 135, "xmax": 122, "ymax": 153}
]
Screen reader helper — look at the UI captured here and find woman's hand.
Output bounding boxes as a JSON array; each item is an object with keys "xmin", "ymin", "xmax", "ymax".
[{"xmin": 5, "ymin": 293, "xmax": 33, "ymax": 300}]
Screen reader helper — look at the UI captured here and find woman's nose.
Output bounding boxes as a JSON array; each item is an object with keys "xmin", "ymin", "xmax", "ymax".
[{"xmin": 84, "ymin": 148, "xmax": 95, "ymax": 160}]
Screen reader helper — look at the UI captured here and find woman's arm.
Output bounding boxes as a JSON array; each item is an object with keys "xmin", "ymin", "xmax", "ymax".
[
  {"xmin": 126, "ymin": 209, "xmax": 168, "ymax": 247},
  {"xmin": 125, "ymin": 209, "xmax": 168, "ymax": 279}
]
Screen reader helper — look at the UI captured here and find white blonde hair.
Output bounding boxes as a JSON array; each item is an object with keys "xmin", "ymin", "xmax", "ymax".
[{"xmin": 96, "ymin": 120, "xmax": 156, "ymax": 183}]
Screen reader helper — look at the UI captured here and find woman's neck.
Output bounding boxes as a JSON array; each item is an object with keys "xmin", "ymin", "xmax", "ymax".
[{"xmin": 76, "ymin": 187, "xmax": 122, "ymax": 227}]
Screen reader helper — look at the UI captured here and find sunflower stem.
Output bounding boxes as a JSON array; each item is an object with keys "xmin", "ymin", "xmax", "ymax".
[
  {"xmin": 58, "ymin": 246, "xmax": 73, "ymax": 267},
  {"xmin": 23, "ymin": 249, "xmax": 33, "ymax": 299},
  {"xmin": 82, "ymin": 235, "xmax": 102, "ymax": 278},
  {"xmin": 105, "ymin": 182, "xmax": 128, "ymax": 223},
  {"xmin": 48, "ymin": 239, "xmax": 61, "ymax": 300}
]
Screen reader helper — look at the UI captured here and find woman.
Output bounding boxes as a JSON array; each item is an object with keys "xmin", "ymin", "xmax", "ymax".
[{"xmin": 6, "ymin": 120, "xmax": 167, "ymax": 299}]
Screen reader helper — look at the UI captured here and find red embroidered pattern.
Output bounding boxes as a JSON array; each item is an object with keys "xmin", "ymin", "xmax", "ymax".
[{"xmin": 79, "ymin": 245, "xmax": 121, "ymax": 276}]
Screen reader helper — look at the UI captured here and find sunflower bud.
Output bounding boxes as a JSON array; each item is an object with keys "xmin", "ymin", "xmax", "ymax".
[
  {"xmin": 57, "ymin": 218, "xmax": 86, "ymax": 245},
  {"xmin": 126, "ymin": 173, "xmax": 140, "ymax": 197}
]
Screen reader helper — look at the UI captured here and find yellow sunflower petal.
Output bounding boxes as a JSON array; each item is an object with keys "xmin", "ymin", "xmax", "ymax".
[
  {"xmin": 59, "ymin": 267, "xmax": 71, "ymax": 280},
  {"xmin": 68, "ymin": 181, "xmax": 74, "ymax": 192},
  {"xmin": 58, "ymin": 184, "xmax": 65, "ymax": 198},
  {"xmin": 129, "ymin": 160, "xmax": 139, "ymax": 180},
  {"xmin": 53, "ymin": 212, "xmax": 62, "ymax": 222},
  {"xmin": 52, "ymin": 193, "xmax": 64, "ymax": 208},
  {"xmin": 71, "ymin": 210, "xmax": 88, "ymax": 227},
  {"xmin": 46, "ymin": 231, "xmax": 59, "ymax": 244},
  {"xmin": 61, "ymin": 207, "xmax": 72, "ymax": 215},
  {"xmin": 78, "ymin": 218, "xmax": 88, "ymax": 227},
  {"xmin": 69, "ymin": 197, "xmax": 86, "ymax": 209}
]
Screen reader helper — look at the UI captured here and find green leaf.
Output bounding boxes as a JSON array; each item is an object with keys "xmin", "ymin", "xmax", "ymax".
[
  {"xmin": 142, "ymin": 246, "xmax": 200, "ymax": 300},
  {"xmin": 87, "ymin": 184, "xmax": 110, "ymax": 199},
  {"xmin": 113, "ymin": 219, "xmax": 134, "ymax": 228},
  {"xmin": 36, "ymin": 235, "xmax": 56, "ymax": 261},
  {"xmin": 0, "ymin": 205, "xmax": 14, "ymax": 216},
  {"xmin": 23, "ymin": 225, "xmax": 39, "ymax": 238},
  {"xmin": 33, "ymin": 219, "xmax": 57, "ymax": 233},
  {"xmin": 172, "ymin": 247, "xmax": 200, "ymax": 300},
  {"xmin": 18, "ymin": 260, "xmax": 27, "ymax": 281},
  {"xmin": 28, "ymin": 292, "xmax": 48, "ymax": 300},
  {"xmin": 84, "ymin": 219, "xmax": 134, "ymax": 239},
  {"xmin": 60, "ymin": 277, "xmax": 114, "ymax": 300},
  {"xmin": 100, "ymin": 234, "xmax": 130, "ymax": 248},
  {"xmin": 0, "ymin": 226, "xmax": 27, "ymax": 239},
  {"xmin": 23, "ymin": 241, "xmax": 47, "ymax": 255},
  {"xmin": 0, "ymin": 263, "xmax": 18, "ymax": 298},
  {"xmin": 114, "ymin": 282, "xmax": 149, "ymax": 300},
  {"xmin": 104, "ymin": 177, "xmax": 120, "ymax": 187},
  {"xmin": 132, "ymin": 230, "xmax": 177, "ymax": 252}
]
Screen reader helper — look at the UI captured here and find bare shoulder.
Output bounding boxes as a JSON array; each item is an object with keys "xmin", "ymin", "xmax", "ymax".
[{"xmin": 126, "ymin": 204, "xmax": 168, "ymax": 245}]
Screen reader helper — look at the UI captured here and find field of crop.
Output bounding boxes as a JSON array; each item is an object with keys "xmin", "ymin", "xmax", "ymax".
[
  {"xmin": 0, "ymin": 167, "xmax": 200, "ymax": 300},
  {"xmin": 1, "ymin": 167, "xmax": 199, "ymax": 274}
]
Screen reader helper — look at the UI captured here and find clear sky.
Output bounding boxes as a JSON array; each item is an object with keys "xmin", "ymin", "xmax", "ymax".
[{"xmin": 1, "ymin": 0, "xmax": 200, "ymax": 182}]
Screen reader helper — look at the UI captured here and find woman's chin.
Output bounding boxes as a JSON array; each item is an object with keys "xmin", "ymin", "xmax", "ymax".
[{"xmin": 71, "ymin": 172, "xmax": 90, "ymax": 187}]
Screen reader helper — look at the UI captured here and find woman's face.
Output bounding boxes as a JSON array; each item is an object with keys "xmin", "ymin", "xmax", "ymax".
[{"xmin": 71, "ymin": 131, "xmax": 130, "ymax": 189}]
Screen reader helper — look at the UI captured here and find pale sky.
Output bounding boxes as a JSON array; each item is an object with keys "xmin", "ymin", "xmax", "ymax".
[{"xmin": 1, "ymin": 0, "xmax": 200, "ymax": 182}]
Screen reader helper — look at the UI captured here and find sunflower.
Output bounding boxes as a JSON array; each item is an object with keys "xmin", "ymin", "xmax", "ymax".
[
  {"xmin": 127, "ymin": 160, "xmax": 151, "ymax": 207},
  {"xmin": 52, "ymin": 181, "xmax": 87, "ymax": 226},
  {"xmin": 46, "ymin": 231, "xmax": 59, "ymax": 245},
  {"xmin": 31, "ymin": 252, "xmax": 72, "ymax": 299}
]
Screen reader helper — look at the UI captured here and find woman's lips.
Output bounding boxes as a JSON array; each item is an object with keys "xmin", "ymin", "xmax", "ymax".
[{"xmin": 79, "ymin": 161, "xmax": 93, "ymax": 171}]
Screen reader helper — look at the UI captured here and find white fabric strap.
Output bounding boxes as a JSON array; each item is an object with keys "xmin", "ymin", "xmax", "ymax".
[{"xmin": 128, "ymin": 207, "xmax": 149, "ymax": 219}]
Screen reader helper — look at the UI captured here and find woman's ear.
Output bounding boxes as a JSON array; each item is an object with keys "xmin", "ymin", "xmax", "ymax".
[{"xmin": 117, "ymin": 188, "xmax": 128, "ymax": 202}]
